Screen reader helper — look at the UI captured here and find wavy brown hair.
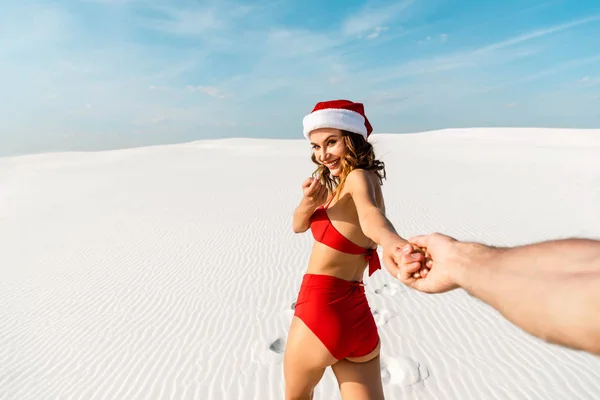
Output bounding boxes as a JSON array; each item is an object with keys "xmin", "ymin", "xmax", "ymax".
[{"xmin": 311, "ymin": 130, "xmax": 386, "ymax": 198}]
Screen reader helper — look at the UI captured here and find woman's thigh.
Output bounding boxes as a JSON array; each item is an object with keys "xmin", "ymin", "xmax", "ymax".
[
  {"xmin": 331, "ymin": 356, "xmax": 385, "ymax": 400},
  {"xmin": 283, "ymin": 316, "xmax": 338, "ymax": 399}
]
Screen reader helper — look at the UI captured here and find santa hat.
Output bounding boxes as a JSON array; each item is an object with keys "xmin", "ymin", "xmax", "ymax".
[{"xmin": 302, "ymin": 99, "xmax": 373, "ymax": 141}]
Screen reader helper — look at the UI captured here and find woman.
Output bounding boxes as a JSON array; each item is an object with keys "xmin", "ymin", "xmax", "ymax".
[{"xmin": 285, "ymin": 99, "xmax": 416, "ymax": 399}]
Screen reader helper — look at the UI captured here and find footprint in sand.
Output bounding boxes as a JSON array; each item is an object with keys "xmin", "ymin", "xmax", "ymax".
[
  {"xmin": 284, "ymin": 301, "xmax": 297, "ymax": 318},
  {"xmin": 269, "ymin": 337, "xmax": 286, "ymax": 354},
  {"xmin": 374, "ymin": 283, "xmax": 402, "ymax": 296},
  {"xmin": 372, "ymin": 309, "xmax": 393, "ymax": 327},
  {"xmin": 380, "ymin": 356, "xmax": 429, "ymax": 386}
]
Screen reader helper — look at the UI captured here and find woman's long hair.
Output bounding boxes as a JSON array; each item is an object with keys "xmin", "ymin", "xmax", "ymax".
[{"xmin": 311, "ymin": 130, "xmax": 386, "ymax": 198}]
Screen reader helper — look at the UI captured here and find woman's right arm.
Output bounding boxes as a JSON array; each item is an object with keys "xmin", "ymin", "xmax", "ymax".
[
  {"xmin": 292, "ymin": 199, "xmax": 316, "ymax": 233},
  {"xmin": 292, "ymin": 177, "xmax": 327, "ymax": 233}
]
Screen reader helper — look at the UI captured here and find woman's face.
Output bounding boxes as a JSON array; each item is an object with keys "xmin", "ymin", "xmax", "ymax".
[{"xmin": 309, "ymin": 128, "xmax": 346, "ymax": 177}]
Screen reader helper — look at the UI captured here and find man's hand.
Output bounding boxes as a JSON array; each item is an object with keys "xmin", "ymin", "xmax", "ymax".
[
  {"xmin": 391, "ymin": 232, "xmax": 600, "ymax": 356},
  {"xmin": 393, "ymin": 233, "xmax": 464, "ymax": 293}
]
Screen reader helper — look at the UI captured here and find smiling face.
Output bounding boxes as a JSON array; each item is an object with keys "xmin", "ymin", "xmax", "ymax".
[{"xmin": 309, "ymin": 128, "xmax": 347, "ymax": 177}]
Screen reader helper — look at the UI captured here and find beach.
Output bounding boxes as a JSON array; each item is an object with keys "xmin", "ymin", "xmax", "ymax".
[{"xmin": 2, "ymin": 127, "xmax": 600, "ymax": 399}]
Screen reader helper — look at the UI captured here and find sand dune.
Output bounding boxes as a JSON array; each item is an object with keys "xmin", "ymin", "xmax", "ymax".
[{"xmin": 1, "ymin": 128, "xmax": 600, "ymax": 399}]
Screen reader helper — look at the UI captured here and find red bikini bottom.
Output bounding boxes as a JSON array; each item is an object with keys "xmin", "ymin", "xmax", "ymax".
[{"xmin": 293, "ymin": 273, "xmax": 379, "ymax": 360}]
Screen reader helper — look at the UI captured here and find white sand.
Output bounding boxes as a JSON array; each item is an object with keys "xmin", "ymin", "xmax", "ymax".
[{"xmin": 1, "ymin": 128, "xmax": 600, "ymax": 400}]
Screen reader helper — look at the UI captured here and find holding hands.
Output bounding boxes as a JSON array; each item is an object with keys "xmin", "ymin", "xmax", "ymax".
[{"xmin": 390, "ymin": 233, "xmax": 463, "ymax": 294}]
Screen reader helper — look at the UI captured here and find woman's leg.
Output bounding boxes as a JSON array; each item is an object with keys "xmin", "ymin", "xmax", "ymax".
[
  {"xmin": 331, "ymin": 347, "xmax": 384, "ymax": 400},
  {"xmin": 284, "ymin": 316, "xmax": 338, "ymax": 400}
]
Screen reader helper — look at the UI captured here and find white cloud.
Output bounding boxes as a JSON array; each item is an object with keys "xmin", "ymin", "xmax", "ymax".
[
  {"xmin": 146, "ymin": 7, "xmax": 224, "ymax": 35},
  {"xmin": 418, "ymin": 33, "xmax": 448, "ymax": 45},
  {"xmin": 140, "ymin": 1, "xmax": 254, "ymax": 37},
  {"xmin": 265, "ymin": 28, "xmax": 341, "ymax": 58},
  {"xmin": 394, "ymin": 16, "xmax": 599, "ymax": 83},
  {"xmin": 342, "ymin": 0, "xmax": 414, "ymax": 37},
  {"xmin": 474, "ymin": 54, "xmax": 600, "ymax": 95},
  {"xmin": 418, "ymin": 35, "xmax": 432, "ymax": 45},
  {"xmin": 517, "ymin": 55, "xmax": 600, "ymax": 83},
  {"xmin": 2, "ymin": 0, "xmax": 600, "ymax": 156},
  {"xmin": 366, "ymin": 26, "xmax": 390, "ymax": 40},
  {"xmin": 578, "ymin": 76, "xmax": 600, "ymax": 86},
  {"xmin": 475, "ymin": 15, "xmax": 600, "ymax": 53}
]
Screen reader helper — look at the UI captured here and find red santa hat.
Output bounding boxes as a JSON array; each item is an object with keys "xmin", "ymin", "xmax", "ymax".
[{"xmin": 302, "ymin": 99, "xmax": 373, "ymax": 141}]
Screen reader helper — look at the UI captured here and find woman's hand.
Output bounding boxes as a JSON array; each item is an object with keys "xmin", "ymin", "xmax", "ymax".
[
  {"xmin": 301, "ymin": 177, "xmax": 328, "ymax": 208},
  {"xmin": 382, "ymin": 241, "xmax": 426, "ymax": 281}
]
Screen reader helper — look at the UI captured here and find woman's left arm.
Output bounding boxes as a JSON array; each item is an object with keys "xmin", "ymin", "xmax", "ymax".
[
  {"xmin": 345, "ymin": 169, "xmax": 407, "ymax": 248},
  {"xmin": 347, "ymin": 169, "xmax": 424, "ymax": 278}
]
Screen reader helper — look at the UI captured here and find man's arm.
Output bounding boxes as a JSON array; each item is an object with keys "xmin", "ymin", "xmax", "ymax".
[
  {"xmin": 453, "ymin": 239, "xmax": 600, "ymax": 354},
  {"xmin": 491, "ymin": 239, "xmax": 600, "ymax": 274}
]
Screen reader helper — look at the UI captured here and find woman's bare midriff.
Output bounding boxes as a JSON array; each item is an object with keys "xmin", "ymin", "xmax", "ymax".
[{"xmin": 306, "ymin": 242, "xmax": 371, "ymax": 282}]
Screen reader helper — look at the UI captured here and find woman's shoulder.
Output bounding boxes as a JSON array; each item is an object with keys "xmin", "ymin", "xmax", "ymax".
[
  {"xmin": 343, "ymin": 169, "xmax": 384, "ymax": 209},
  {"xmin": 345, "ymin": 168, "xmax": 378, "ymax": 185}
]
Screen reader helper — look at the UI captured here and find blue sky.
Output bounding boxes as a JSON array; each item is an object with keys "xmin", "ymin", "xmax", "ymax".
[{"xmin": 1, "ymin": 0, "xmax": 599, "ymax": 156}]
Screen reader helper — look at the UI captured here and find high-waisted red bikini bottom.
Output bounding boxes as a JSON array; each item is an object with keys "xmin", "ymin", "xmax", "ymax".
[{"xmin": 293, "ymin": 273, "xmax": 379, "ymax": 360}]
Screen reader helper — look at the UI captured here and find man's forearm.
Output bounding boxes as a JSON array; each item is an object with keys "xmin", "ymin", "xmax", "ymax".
[
  {"xmin": 452, "ymin": 240, "xmax": 600, "ymax": 354},
  {"xmin": 495, "ymin": 239, "xmax": 600, "ymax": 274}
]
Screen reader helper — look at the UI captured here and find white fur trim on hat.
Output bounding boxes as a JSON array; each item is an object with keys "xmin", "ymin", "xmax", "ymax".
[{"xmin": 302, "ymin": 108, "xmax": 367, "ymax": 140}]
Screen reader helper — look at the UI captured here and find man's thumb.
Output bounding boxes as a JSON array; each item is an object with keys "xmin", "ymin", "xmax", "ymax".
[{"xmin": 408, "ymin": 235, "xmax": 430, "ymax": 250}]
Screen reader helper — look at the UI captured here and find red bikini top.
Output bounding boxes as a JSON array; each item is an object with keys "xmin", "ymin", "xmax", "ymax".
[{"xmin": 310, "ymin": 196, "xmax": 381, "ymax": 276}]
